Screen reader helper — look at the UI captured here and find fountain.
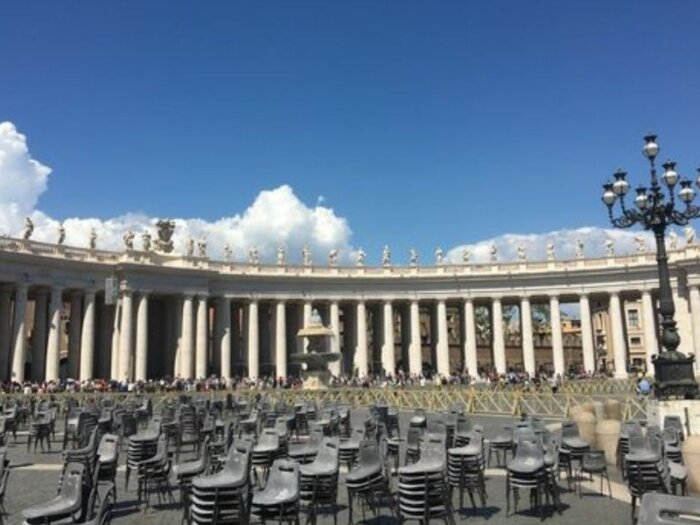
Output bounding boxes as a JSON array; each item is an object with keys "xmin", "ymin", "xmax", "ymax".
[{"xmin": 291, "ymin": 309, "xmax": 340, "ymax": 389}]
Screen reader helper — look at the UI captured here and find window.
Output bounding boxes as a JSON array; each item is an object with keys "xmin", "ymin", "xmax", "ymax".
[
  {"xmin": 630, "ymin": 336, "xmax": 642, "ymax": 346},
  {"xmin": 627, "ymin": 309, "xmax": 640, "ymax": 328}
]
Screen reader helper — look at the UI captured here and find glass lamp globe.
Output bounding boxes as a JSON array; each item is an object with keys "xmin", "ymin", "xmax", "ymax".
[
  {"xmin": 643, "ymin": 134, "xmax": 659, "ymax": 159},
  {"xmin": 662, "ymin": 161, "xmax": 679, "ymax": 187},
  {"xmin": 679, "ymin": 180, "xmax": 695, "ymax": 203}
]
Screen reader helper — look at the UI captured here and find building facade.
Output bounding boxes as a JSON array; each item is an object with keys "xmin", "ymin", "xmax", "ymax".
[{"xmin": 1, "ymin": 235, "xmax": 700, "ymax": 383}]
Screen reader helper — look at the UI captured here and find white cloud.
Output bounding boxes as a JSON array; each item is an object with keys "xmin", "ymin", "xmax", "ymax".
[
  {"xmin": 0, "ymin": 121, "xmax": 352, "ymax": 262},
  {"xmin": 0, "ymin": 121, "xmax": 689, "ymax": 266},
  {"xmin": 445, "ymin": 226, "xmax": 683, "ymax": 264}
]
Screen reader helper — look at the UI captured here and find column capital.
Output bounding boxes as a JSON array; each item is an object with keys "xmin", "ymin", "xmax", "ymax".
[
  {"xmin": 578, "ymin": 293, "xmax": 589, "ymax": 300},
  {"xmin": 50, "ymin": 284, "xmax": 63, "ymax": 293},
  {"xmin": 549, "ymin": 294, "xmax": 560, "ymax": 301},
  {"xmin": 34, "ymin": 287, "xmax": 49, "ymax": 298}
]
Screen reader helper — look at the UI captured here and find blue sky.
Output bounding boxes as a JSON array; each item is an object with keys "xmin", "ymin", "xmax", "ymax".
[{"xmin": 1, "ymin": 1, "xmax": 699, "ymax": 262}]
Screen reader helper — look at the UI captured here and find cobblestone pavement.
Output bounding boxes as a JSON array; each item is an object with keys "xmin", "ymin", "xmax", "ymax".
[{"xmin": 1, "ymin": 410, "xmax": 652, "ymax": 525}]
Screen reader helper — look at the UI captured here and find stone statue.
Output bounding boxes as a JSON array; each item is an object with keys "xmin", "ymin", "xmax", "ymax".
[
  {"xmin": 197, "ymin": 238, "xmax": 207, "ymax": 258},
  {"xmin": 155, "ymin": 219, "xmax": 175, "ymax": 253},
  {"xmin": 575, "ymin": 238, "xmax": 584, "ymax": 259},
  {"xmin": 668, "ymin": 230, "xmax": 679, "ymax": 250},
  {"xmin": 23, "ymin": 217, "xmax": 34, "ymax": 240},
  {"xmin": 435, "ymin": 247, "xmax": 444, "ymax": 265},
  {"xmin": 382, "ymin": 245, "xmax": 391, "ymax": 266},
  {"xmin": 302, "ymin": 246, "xmax": 312, "ymax": 267},
  {"xmin": 605, "ymin": 238, "xmax": 615, "ymax": 256},
  {"xmin": 57, "ymin": 224, "xmax": 65, "ymax": 245},
  {"xmin": 328, "ymin": 249, "xmax": 338, "ymax": 266},
  {"xmin": 685, "ymin": 225, "xmax": 695, "ymax": 245},
  {"xmin": 356, "ymin": 248, "xmax": 366, "ymax": 266},
  {"xmin": 277, "ymin": 245, "xmax": 286, "ymax": 266},
  {"xmin": 123, "ymin": 229, "xmax": 135, "ymax": 251},
  {"xmin": 223, "ymin": 243, "xmax": 232, "ymax": 261},
  {"xmin": 142, "ymin": 231, "xmax": 152, "ymax": 252},
  {"xmin": 517, "ymin": 243, "xmax": 526, "ymax": 261},
  {"xmin": 489, "ymin": 244, "xmax": 497, "ymax": 262},
  {"xmin": 462, "ymin": 246, "xmax": 470, "ymax": 263},
  {"xmin": 249, "ymin": 246, "xmax": 259, "ymax": 265},
  {"xmin": 635, "ymin": 234, "xmax": 646, "ymax": 253},
  {"xmin": 409, "ymin": 248, "xmax": 418, "ymax": 266},
  {"xmin": 89, "ymin": 228, "xmax": 97, "ymax": 250},
  {"xmin": 186, "ymin": 236, "xmax": 195, "ymax": 257},
  {"xmin": 546, "ymin": 241, "xmax": 555, "ymax": 261}
]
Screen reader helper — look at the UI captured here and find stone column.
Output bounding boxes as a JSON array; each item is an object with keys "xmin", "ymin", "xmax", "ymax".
[
  {"xmin": 196, "ymin": 295, "xmax": 208, "ymax": 378},
  {"xmin": 436, "ymin": 299, "xmax": 449, "ymax": 375},
  {"xmin": 688, "ymin": 286, "xmax": 700, "ymax": 372},
  {"xmin": 110, "ymin": 299, "xmax": 121, "ymax": 379},
  {"xmin": 274, "ymin": 301, "xmax": 287, "ymax": 378},
  {"xmin": 80, "ymin": 290, "xmax": 96, "ymax": 381},
  {"xmin": 302, "ymin": 300, "xmax": 312, "ymax": 352},
  {"xmin": 68, "ymin": 291, "xmax": 82, "ymax": 379},
  {"xmin": 520, "ymin": 296, "xmax": 536, "ymax": 376},
  {"xmin": 45, "ymin": 286, "xmax": 63, "ymax": 382},
  {"xmin": 134, "ymin": 293, "xmax": 149, "ymax": 381},
  {"xmin": 609, "ymin": 292, "xmax": 628, "ymax": 378},
  {"xmin": 409, "ymin": 300, "xmax": 422, "ymax": 375},
  {"xmin": 492, "ymin": 298, "xmax": 506, "ymax": 374},
  {"xmin": 329, "ymin": 301, "xmax": 341, "ymax": 375},
  {"xmin": 118, "ymin": 290, "xmax": 134, "ymax": 381},
  {"xmin": 463, "ymin": 299, "xmax": 478, "ymax": 378},
  {"xmin": 10, "ymin": 283, "xmax": 29, "ymax": 383},
  {"xmin": 32, "ymin": 290, "xmax": 48, "ymax": 381},
  {"xmin": 382, "ymin": 300, "xmax": 395, "ymax": 376},
  {"xmin": 217, "ymin": 297, "xmax": 232, "ymax": 381},
  {"xmin": 355, "ymin": 300, "xmax": 368, "ymax": 376},
  {"xmin": 247, "ymin": 300, "xmax": 259, "ymax": 378},
  {"xmin": 181, "ymin": 294, "xmax": 194, "ymax": 379},
  {"xmin": 0, "ymin": 287, "xmax": 13, "ymax": 382},
  {"xmin": 579, "ymin": 294, "xmax": 595, "ymax": 373},
  {"xmin": 550, "ymin": 295, "xmax": 565, "ymax": 376}
]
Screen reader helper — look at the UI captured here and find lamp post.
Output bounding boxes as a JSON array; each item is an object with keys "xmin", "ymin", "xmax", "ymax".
[{"xmin": 602, "ymin": 134, "xmax": 699, "ymax": 399}]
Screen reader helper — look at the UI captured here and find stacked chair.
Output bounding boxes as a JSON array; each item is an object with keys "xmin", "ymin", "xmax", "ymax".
[
  {"xmin": 179, "ymin": 405, "xmax": 201, "ymax": 458},
  {"xmin": 189, "ymin": 441, "xmax": 252, "ymax": 524},
  {"xmin": 339, "ymin": 428, "xmax": 366, "ymax": 469},
  {"xmin": 63, "ymin": 426, "xmax": 103, "ymax": 482},
  {"xmin": 299, "ymin": 437, "xmax": 339, "ymax": 525},
  {"xmin": 404, "ymin": 427, "xmax": 423, "ymax": 465},
  {"xmin": 447, "ymin": 428, "xmax": 487, "ymax": 512},
  {"xmin": 577, "ymin": 449, "xmax": 612, "ymax": 498},
  {"xmin": 135, "ymin": 435, "xmax": 174, "ymax": 508},
  {"xmin": 125, "ymin": 418, "xmax": 161, "ymax": 491},
  {"xmin": 397, "ymin": 434, "xmax": 453, "ymax": 525},
  {"xmin": 346, "ymin": 440, "xmax": 395, "ymax": 524},
  {"xmin": 618, "ymin": 420, "xmax": 644, "ymax": 472},
  {"xmin": 505, "ymin": 438, "xmax": 547, "ymax": 517},
  {"xmin": 172, "ymin": 436, "xmax": 211, "ymax": 504},
  {"xmin": 96, "ymin": 434, "xmax": 120, "ymax": 490},
  {"xmin": 27, "ymin": 412, "xmax": 53, "ymax": 452},
  {"xmin": 0, "ymin": 450, "xmax": 9, "ymax": 516},
  {"xmin": 487, "ymin": 425, "xmax": 513, "ymax": 468},
  {"xmin": 251, "ymin": 459, "xmax": 301, "ymax": 525},
  {"xmin": 559, "ymin": 420, "xmax": 590, "ymax": 488},
  {"xmin": 252, "ymin": 429, "xmax": 281, "ymax": 487},
  {"xmin": 289, "ymin": 429, "xmax": 324, "ymax": 465}
]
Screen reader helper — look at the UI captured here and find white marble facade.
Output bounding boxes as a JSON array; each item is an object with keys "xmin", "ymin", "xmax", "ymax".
[{"xmin": 1, "ymin": 235, "xmax": 700, "ymax": 383}]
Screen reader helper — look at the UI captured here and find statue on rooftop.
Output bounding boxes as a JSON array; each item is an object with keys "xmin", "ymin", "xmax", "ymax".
[
  {"xmin": 546, "ymin": 241, "xmax": 555, "ymax": 261},
  {"xmin": 356, "ymin": 248, "xmax": 366, "ymax": 266},
  {"xmin": 57, "ymin": 224, "xmax": 65, "ymax": 246},
  {"xmin": 142, "ymin": 231, "xmax": 152, "ymax": 252},
  {"xmin": 635, "ymin": 234, "xmax": 646, "ymax": 253},
  {"xmin": 89, "ymin": 228, "xmax": 97, "ymax": 250},
  {"xmin": 302, "ymin": 246, "xmax": 312, "ymax": 266},
  {"xmin": 154, "ymin": 219, "xmax": 175, "ymax": 253},
  {"xmin": 123, "ymin": 230, "xmax": 135, "ymax": 251},
  {"xmin": 605, "ymin": 238, "xmax": 615, "ymax": 256},
  {"xmin": 328, "ymin": 249, "xmax": 338, "ymax": 266},
  {"xmin": 685, "ymin": 225, "xmax": 695, "ymax": 245},
  {"xmin": 575, "ymin": 238, "xmax": 584, "ymax": 259},
  {"xmin": 223, "ymin": 243, "xmax": 232, "ymax": 261},
  {"xmin": 668, "ymin": 230, "xmax": 678, "ymax": 250},
  {"xmin": 409, "ymin": 248, "xmax": 418, "ymax": 266},
  {"xmin": 517, "ymin": 243, "xmax": 526, "ymax": 261},
  {"xmin": 198, "ymin": 238, "xmax": 207, "ymax": 258},
  {"xmin": 277, "ymin": 245, "xmax": 286, "ymax": 265},
  {"xmin": 435, "ymin": 247, "xmax": 444, "ymax": 265},
  {"xmin": 23, "ymin": 217, "xmax": 33, "ymax": 240},
  {"xmin": 249, "ymin": 246, "xmax": 259, "ymax": 265},
  {"xmin": 489, "ymin": 244, "xmax": 498, "ymax": 262},
  {"xmin": 462, "ymin": 246, "xmax": 470, "ymax": 263},
  {"xmin": 382, "ymin": 245, "xmax": 391, "ymax": 266},
  {"xmin": 186, "ymin": 236, "xmax": 195, "ymax": 257}
]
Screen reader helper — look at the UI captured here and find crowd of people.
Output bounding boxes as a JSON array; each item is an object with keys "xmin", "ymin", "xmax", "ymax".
[{"xmin": 0, "ymin": 366, "xmax": 645, "ymax": 396}]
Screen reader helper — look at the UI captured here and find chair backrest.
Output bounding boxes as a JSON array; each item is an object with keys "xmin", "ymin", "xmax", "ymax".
[
  {"xmin": 513, "ymin": 439, "xmax": 544, "ymax": 463},
  {"xmin": 357, "ymin": 440, "xmax": 382, "ymax": 468},
  {"xmin": 314, "ymin": 438, "xmax": 339, "ymax": 469},
  {"xmin": 637, "ymin": 492, "xmax": 700, "ymax": 525},
  {"xmin": 582, "ymin": 449, "xmax": 606, "ymax": 471},
  {"xmin": 663, "ymin": 416, "xmax": 684, "ymax": 436},
  {"xmin": 561, "ymin": 420, "xmax": 580, "ymax": 439},
  {"xmin": 622, "ymin": 420, "xmax": 643, "ymax": 438},
  {"xmin": 265, "ymin": 459, "xmax": 299, "ymax": 496},
  {"xmin": 456, "ymin": 415, "xmax": 472, "ymax": 434}
]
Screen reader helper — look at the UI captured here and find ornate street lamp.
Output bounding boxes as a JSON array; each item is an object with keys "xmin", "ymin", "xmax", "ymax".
[{"xmin": 602, "ymin": 134, "xmax": 699, "ymax": 399}]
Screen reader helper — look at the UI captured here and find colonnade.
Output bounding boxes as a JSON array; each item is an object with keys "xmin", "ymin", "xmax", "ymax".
[{"xmin": 1, "ymin": 280, "xmax": 694, "ymax": 383}]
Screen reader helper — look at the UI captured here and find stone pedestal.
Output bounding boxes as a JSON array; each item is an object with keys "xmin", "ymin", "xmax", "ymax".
[
  {"xmin": 647, "ymin": 399, "xmax": 700, "ymax": 437},
  {"xmin": 574, "ymin": 411, "xmax": 597, "ymax": 447},
  {"xmin": 596, "ymin": 419, "xmax": 621, "ymax": 465}
]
